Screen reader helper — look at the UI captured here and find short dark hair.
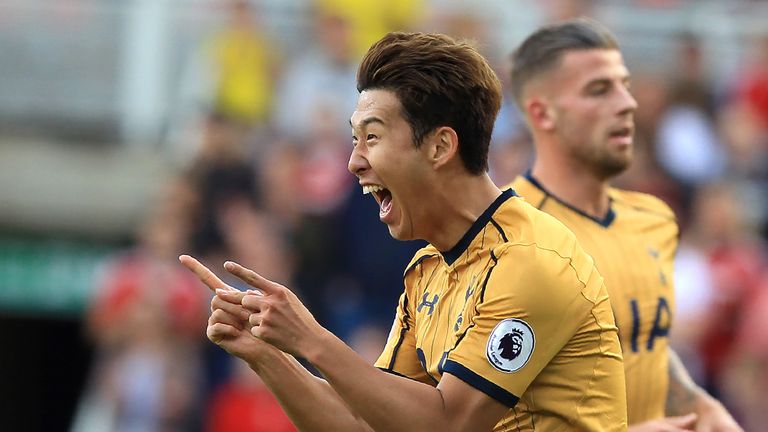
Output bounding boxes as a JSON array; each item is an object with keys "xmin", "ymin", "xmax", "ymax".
[
  {"xmin": 357, "ymin": 32, "xmax": 502, "ymax": 175},
  {"xmin": 510, "ymin": 18, "xmax": 620, "ymax": 108}
]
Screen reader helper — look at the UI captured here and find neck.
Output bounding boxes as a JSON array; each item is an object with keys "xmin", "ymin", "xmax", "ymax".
[
  {"xmin": 424, "ymin": 173, "xmax": 502, "ymax": 252},
  {"xmin": 530, "ymin": 152, "xmax": 612, "ymax": 220}
]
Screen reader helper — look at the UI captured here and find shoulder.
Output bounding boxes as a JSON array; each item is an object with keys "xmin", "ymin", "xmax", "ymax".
[
  {"xmin": 492, "ymin": 240, "xmax": 593, "ymax": 287},
  {"xmin": 610, "ymin": 188, "xmax": 676, "ymax": 222},
  {"xmin": 494, "ymin": 195, "xmax": 581, "ymax": 250},
  {"xmin": 480, "ymin": 241, "xmax": 604, "ymax": 320},
  {"xmin": 505, "ymin": 176, "xmax": 546, "ymax": 208},
  {"xmin": 403, "ymin": 245, "xmax": 440, "ymax": 277}
]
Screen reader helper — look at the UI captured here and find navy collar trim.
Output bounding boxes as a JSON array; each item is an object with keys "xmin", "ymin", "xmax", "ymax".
[
  {"xmin": 524, "ymin": 171, "xmax": 615, "ymax": 228},
  {"xmin": 441, "ymin": 189, "xmax": 516, "ymax": 266}
]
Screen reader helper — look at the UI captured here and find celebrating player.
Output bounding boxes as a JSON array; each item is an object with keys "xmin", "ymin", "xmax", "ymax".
[{"xmin": 182, "ymin": 31, "xmax": 627, "ymax": 431}]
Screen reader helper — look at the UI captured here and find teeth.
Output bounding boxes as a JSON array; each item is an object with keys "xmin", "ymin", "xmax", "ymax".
[{"xmin": 362, "ymin": 185, "xmax": 384, "ymax": 195}]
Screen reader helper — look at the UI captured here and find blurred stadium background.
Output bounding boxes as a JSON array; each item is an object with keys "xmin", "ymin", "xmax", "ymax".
[{"xmin": 0, "ymin": 0, "xmax": 766, "ymax": 430}]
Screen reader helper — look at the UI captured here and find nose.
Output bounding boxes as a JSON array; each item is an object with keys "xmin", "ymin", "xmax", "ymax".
[
  {"xmin": 348, "ymin": 145, "xmax": 370, "ymax": 176},
  {"xmin": 618, "ymin": 86, "xmax": 638, "ymax": 115}
]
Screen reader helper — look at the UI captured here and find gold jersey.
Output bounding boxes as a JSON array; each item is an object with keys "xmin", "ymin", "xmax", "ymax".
[
  {"xmin": 510, "ymin": 175, "xmax": 678, "ymax": 424},
  {"xmin": 375, "ymin": 189, "xmax": 627, "ymax": 431}
]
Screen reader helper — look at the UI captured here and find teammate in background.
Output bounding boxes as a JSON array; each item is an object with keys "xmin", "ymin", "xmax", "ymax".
[
  {"xmin": 504, "ymin": 18, "xmax": 742, "ymax": 431},
  {"xmin": 181, "ymin": 31, "xmax": 627, "ymax": 431}
]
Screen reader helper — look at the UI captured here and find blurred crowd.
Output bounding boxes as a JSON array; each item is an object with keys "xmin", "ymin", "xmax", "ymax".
[{"xmin": 63, "ymin": 0, "xmax": 768, "ymax": 431}]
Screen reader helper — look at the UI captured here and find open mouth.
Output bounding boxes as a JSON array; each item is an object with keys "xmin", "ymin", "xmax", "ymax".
[{"xmin": 363, "ymin": 184, "xmax": 393, "ymax": 218}]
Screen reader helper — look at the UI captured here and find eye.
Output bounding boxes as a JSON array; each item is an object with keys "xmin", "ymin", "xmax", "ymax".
[
  {"xmin": 352, "ymin": 135, "xmax": 359, "ymax": 147},
  {"xmin": 588, "ymin": 84, "xmax": 609, "ymax": 96},
  {"xmin": 367, "ymin": 133, "xmax": 377, "ymax": 141}
]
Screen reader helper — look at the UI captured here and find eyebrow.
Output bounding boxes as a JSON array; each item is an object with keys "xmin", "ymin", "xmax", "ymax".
[
  {"xmin": 350, "ymin": 116, "xmax": 385, "ymax": 129},
  {"xmin": 585, "ymin": 73, "xmax": 632, "ymax": 87}
]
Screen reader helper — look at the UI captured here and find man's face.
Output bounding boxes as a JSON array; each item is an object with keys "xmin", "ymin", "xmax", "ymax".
[
  {"xmin": 348, "ymin": 89, "xmax": 430, "ymax": 240},
  {"xmin": 544, "ymin": 49, "xmax": 637, "ymax": 179}
]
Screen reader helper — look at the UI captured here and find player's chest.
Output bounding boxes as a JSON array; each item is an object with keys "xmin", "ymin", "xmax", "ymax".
[
  {"xmin": 574, "ymin": 226, "xmax": 676, "ymax": 354},
  {"xmin": 410, "ymin": 265, "xmax": 486, "ymax": 375}
]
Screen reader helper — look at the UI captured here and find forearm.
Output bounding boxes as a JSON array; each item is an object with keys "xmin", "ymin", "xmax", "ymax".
[
  {"xmin": 666, "ymin": 348, "xmax": 715, "ymax": 416},
  {"xmin": 306, "ymin": 330, "xmax": 470, "ymax": 432},
  {"xmin": 249, "ymin": 349, "xmax": 373, "ymax": 432}
]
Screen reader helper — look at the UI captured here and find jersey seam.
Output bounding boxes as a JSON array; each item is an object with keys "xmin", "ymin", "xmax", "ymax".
[{"xmin": 501, "ymin": 242, "xmax": 591, "ymax": 298}]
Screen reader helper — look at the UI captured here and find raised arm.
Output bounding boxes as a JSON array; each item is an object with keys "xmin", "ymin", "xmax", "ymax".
[{"xmin": 225, "ymin": 260, "xmax": 510, "ymax": 432}]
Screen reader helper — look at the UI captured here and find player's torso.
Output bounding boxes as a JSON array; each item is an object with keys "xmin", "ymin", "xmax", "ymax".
[
  {"xmin": 406, "ymin": 195, "xmax": 627, "ymax": 431},
  {"xmin": 511, "ymin": 175, "xmax": 677, "ymax": 423},
  {"xmin": 409, "ymin": 250, "xmax": 494, "ymax": 385}
]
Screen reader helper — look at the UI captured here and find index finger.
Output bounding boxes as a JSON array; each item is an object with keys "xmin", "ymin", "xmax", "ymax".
[{"xmin": 179, "ymin": 254, "xmax": 236, "ymax": 293}]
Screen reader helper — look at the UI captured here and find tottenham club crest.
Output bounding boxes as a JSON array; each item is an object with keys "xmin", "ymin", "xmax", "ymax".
[{"xmin": 486, "ymin": 318, "xmax": 535, "ymax": 373}]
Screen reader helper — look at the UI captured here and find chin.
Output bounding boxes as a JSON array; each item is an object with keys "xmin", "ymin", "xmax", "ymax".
[
  {"xmin": 387, "ymin": 225, "xmax": 414, "ymax": 242},
  {"xmin": 594, "ymin": 152, "xmax": 633, "ymax": 178},
  {"xmin": 387, "ymin": 228, "xmax": 408, "ymax": 241}
]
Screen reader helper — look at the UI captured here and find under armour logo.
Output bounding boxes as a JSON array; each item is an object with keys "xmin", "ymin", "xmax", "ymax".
[{"xmin": 417, "ymin": 292, "xmax": 439, "ymax": 315}]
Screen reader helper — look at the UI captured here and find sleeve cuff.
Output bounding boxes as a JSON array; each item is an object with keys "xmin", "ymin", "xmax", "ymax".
[
  {"xmin": 377, "ymin": 367, "xmax": 416, "ymax": 381},
  {"xmin": 442, "ymin": 360, "xmax": 520, "ymax": 407}
]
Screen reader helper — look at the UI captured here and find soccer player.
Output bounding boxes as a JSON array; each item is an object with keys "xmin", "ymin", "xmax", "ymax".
[
  {"xmin": 504, "ymin": 18, "xmax": 741, "ymax": 431},
  {"xmin": 182, "ymin": 31, "xmax": 627, "ymax": 431}
]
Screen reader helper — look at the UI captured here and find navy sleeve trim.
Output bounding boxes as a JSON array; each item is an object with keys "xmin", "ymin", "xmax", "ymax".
[
  {"xmin": 442, "ymin": 360, "xmax": 520, "ymax": 407},
  {"xmin": 386, "ymin": 293, "xmax": 410, "ymax": 370},
  {"xmin": 377, "ymin": 367, "xmax": 417, "ymax": 381}
]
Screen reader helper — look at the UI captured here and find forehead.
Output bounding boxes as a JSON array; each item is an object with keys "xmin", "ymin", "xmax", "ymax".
[
  {"xmin": 556, "ymin": 48, "xmax": 628, "ymax": 81},
  {"xmin": 350, "ymin": 89, "xmax": 403, "ymax": 129}
]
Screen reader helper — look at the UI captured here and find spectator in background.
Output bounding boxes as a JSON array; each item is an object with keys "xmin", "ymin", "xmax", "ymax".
[
  {"xmin": 206, "ymin": 361, "xmax": 297, "ymax": 432},
  {"xmin": 206, "ymin": 0, "xmax": 279, "ymax": 127},
  {"xmin": 724, "ymin": 272, "xmax": 768, "ymax": 431},
  {"xmin": 74, "ymin": 178, "xmax": 208, "ymax": 432},
  {"xmin": 720, "ymin": 34, "xmax": 768, "ymax": 236},
  {"xmin": 272, "ymin": 9, "xmax": 359, "ymax": 141},
  {"xmin": 166, "ymin": 0, "xmax": 279, "ymax": 167},
  {"xmin": 672, "ymin": 181, "xmax": 768, "ymax": 425},
  {"xmin": 187, "ymin": 113, "xmax": 261, "ymax": 262},
  {"xmin": 732, "ymin": 35, "xmax": 768, "ymax": 130},
  {"xmin": 205, "ymin": 200, "xmax": 298, "ymax": 432},
  {"xmin": 271, "ymin": 9, "xmax": 365, "ymax": 332},
  {"xmin": 656, "ymin": 32, "xmax": 726, "ymax": 196},
  {"xmin": 314, "ymin": 0, "xmax": 424, "ymax": 58}
]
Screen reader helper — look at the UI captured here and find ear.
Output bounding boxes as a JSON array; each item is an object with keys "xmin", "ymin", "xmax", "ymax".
[
  {"xmin": 427, "ymin": 127, "xmax": 459, "ymax": 169},
  {"xmin": 525, "ymin": 97, "xmax": 556, "ymax": 132}
]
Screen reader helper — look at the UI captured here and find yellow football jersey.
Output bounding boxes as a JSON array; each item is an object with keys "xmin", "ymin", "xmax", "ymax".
[
  {"xmin": 375, "ymin": 189, "xmax": 627, "ymax": 431},
  {"xmin": 510, "ymin": 174, "xmax": 678, "ymax": 424},
  {"xmin": 208, "ymin": 28, "xmax": 275, "ymax": 123}
]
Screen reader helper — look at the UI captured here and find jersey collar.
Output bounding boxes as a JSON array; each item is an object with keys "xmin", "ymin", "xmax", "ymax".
[
  {"xmin": 524, "ymin": 171, "xmax": 616, "ymax": 228},
  {"xmin": 441, "ymin": 188, "xmax": 516, "ymax": 266}
]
